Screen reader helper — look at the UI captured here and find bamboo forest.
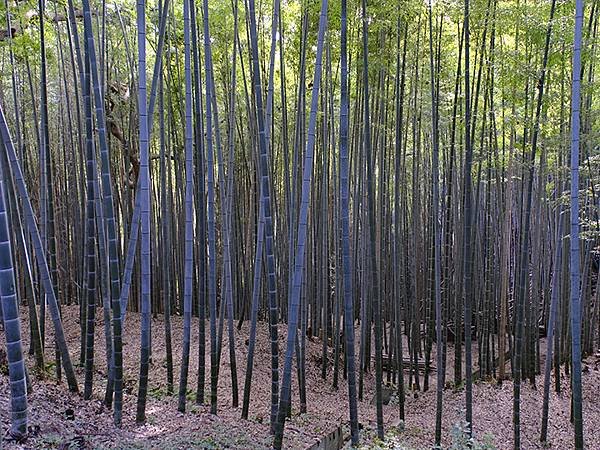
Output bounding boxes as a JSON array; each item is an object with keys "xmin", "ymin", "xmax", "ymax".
[{"xmin": 0, "ymin": 0, "xmax": 599, "ymax": 448}]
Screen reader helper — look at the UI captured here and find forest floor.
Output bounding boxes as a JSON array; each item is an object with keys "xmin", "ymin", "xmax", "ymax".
[{"xmin": 0, "ymin": 306, "xmax": 599, "ymax": 449}]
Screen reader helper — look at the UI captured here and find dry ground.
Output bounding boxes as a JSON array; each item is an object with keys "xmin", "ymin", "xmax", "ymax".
[{"xmin": 1, "ymin": 305, "xmax": 599, "ymax": 449}]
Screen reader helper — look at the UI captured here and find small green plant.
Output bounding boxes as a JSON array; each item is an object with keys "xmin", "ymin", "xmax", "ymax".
[
  {"xmin": 148, "ymin": 386, "xmax": 168, "ymax": 400},
  {"xmin": 44, "ymin": 361, "xmax": 56, "ymax": 376},
  {"xmin": 185, "ymin": 388, "xmax": 195, "ymax": 401},
  {"xmin": 452, "ymin": 381, "xmax": 466, "ymax": 392},
  {"xmin": 38, "ymin": 433, "xmax": 62, "ymax": 448},
  {"xmin": 186, "ymin": 436, "xmax": 218, "ymax": 449},
  {"xmin": 449, "ymin": 420, "xmax": 496, "ymax": 450}
]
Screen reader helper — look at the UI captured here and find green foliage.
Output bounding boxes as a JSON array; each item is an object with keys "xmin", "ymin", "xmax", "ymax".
[
  {"xmin": 38, "ymin": 433, "xmax": 63, "ymax": 448},
  {"xmin": 147, "ymin": 385, "xmax": 192, "ymax": 400},
  {"xmin": 357, "ymin": 417, "xmax": 497, "ymax": 449},
  {"xmin": 449, "ymin": 420, "xmax": 496, "ymax": 450}
]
